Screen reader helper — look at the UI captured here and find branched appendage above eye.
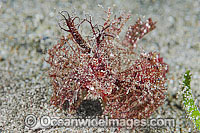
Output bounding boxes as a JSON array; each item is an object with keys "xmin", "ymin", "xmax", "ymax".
[
  {"xmin": 58, "ymin": 11, "xmax": 91, "ymax": 53},
  {"xmin": 79, "ymin": 15, "xmax": 115, "ymax": 48},
  {"xmin": 59, "ymin": 10, "xmax": 118, "ymax": 53}
]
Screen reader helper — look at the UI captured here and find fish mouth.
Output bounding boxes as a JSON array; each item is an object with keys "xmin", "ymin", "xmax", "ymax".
[{"xmin": 76, "ymin": 99, "xmax": 103, "ymax": 118}]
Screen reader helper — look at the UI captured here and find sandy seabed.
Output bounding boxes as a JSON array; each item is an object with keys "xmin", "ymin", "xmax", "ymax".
[{"xmin": 0, "ymin": 0, "xmax": 200, "ymax": 132}]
